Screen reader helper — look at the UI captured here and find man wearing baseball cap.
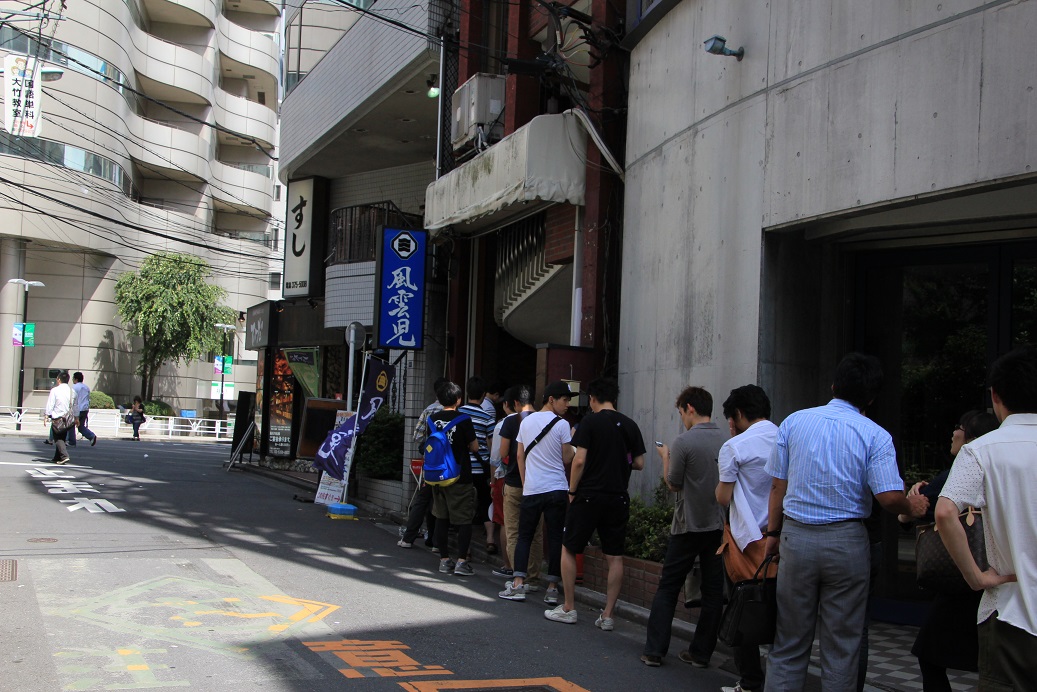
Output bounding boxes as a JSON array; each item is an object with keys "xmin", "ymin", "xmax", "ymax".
[{"xmin": 498, "ymin": 381, "xmax": 575, "ymax": 606}]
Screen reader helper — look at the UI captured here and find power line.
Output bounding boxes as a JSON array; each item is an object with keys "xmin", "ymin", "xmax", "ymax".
[
  {"xmin": 0, "ymin": 20, "xmax": 278, "ymax": 160},
  {"xmin": 0, "ymin": 173, "xmax": 273, "ymax": 260}
]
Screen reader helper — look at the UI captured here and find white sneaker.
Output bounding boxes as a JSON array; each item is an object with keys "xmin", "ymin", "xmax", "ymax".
[
  {"xmin": 544, "ymin": 604, "xmax": 577, "ymax": 624},
  {"xmin": 396, "ymin": 539, "xmax": 412, "ymax": 549},
  {"xmin": 721, "ymin": 686, "xmax": 754, "ymax": 692},
  {"xmin": 498, "ymin": 580, "xmax": 527, "ymax": 601},
  {"xmin": 594, "ymin": 612, "xmax": 614, "ymax": 631}
]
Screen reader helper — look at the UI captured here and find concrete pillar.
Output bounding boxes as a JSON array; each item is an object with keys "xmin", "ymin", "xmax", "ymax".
[{"xmin": 0, "ymin": 239, "xmax": 26, "ymax": 406}]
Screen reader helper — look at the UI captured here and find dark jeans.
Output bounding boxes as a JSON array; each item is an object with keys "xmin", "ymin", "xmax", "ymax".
[
  {"xmin": 727, "ymin": 572, "xmax": 765, "ymax": 689},
  {"xmin": 513, "ymin": 489, "xmax": 567, "ymax": 584},
  {"xmin": 433, "ymin": 516, "xmax": 471, "ymax": 562},
  {"xmin": 403, "ymin": 482, "xmax": 436, "ymax": 544},
  {"xmin": 644, "ymin": 529, "xmax": 725, "ymax": 663},
  {"xmin": 66, "ymin": 411, "xmax": 96, "ymax": 445}
]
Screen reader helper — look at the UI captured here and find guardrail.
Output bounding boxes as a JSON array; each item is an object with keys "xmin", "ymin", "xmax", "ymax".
[{"xmin": 0, "ymin": 407, "xmax": 235, "ymax": 441}]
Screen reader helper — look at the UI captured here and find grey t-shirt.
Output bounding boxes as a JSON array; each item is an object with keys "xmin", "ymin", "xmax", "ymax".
[{"xmin": 667, "ymin": 420, "xmax": 727, "ymax": 534}]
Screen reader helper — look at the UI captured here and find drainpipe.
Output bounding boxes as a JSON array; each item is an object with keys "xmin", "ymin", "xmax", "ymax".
[{"xmin": 570, "ymin": 207, "xmax": 583, "ymax": 347}]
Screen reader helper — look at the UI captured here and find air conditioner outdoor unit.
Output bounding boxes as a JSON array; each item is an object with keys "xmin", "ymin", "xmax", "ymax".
[{"xmin": 451, "ymin": 72, "xmax": 506, "ymax": 152}]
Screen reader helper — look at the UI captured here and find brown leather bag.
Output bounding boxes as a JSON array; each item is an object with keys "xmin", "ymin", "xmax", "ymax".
[
  {"xmin": 915, "ymin": 506, "xmax": 987, "ymax": 594},
  {"xmin": 719, "ymin": 523, "xmax": 778, "ymax": 583}
]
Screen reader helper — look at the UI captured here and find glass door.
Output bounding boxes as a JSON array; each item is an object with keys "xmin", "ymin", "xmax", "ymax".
[{"xmin": 854, "ymin": 241, "xmax": 1037, "ymax": 600}]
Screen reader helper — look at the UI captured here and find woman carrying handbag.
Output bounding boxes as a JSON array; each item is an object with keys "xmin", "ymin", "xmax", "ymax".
[{"xmin": 900, "ymin": 410, "xmax": 999, "ymax": 691}]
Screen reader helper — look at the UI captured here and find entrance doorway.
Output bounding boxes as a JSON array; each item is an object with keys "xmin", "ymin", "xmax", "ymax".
[{"xmin": 854, "ymin": 240, "xmax": 1037, "ymax": 597}]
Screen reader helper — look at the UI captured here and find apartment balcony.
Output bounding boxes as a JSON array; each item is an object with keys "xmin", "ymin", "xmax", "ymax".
[{"xmin": 424, "ymin": 113, "xmax": 588, "ymax": 235}]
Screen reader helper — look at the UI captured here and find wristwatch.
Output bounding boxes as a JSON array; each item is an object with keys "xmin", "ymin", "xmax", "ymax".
[{"xmin": 567, "ymin": 490, "xmax": 576, "ymax": 496}]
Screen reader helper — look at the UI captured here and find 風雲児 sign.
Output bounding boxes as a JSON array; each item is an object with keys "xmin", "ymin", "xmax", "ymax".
[{"xmin": 374, "ymin": 228, "xmax": 427, "ymax": 350}]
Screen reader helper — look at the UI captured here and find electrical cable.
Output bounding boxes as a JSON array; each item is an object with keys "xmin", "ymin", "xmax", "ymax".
[{"xmin": 0, "ymin": 21, "xmax": 278, "ymax": 160}]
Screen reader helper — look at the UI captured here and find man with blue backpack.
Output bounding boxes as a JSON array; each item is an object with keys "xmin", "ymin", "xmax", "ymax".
[{"xmin": 424, "ymin": 380, "xmax": 479, "ymax": 576}]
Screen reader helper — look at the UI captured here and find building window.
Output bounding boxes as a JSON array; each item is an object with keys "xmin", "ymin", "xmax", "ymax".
[
  {"xmin": 269, "ymin": 272, "xmax": 282, "ymax": 289},
  {"xmin": 33, "ymin": 368, "xmax": 66, "ymax": 391},
  {"xmin": 0, "ymin": 131, "xmax": 135, "ymax": 198},
  {"xmin": 274, "ymin": 184, "xmax": 282, "ymax": 201}
]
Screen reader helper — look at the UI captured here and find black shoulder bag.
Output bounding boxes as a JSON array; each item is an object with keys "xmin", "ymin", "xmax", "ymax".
[{"xmin": 523, "ymin": 416, "xmax": 562, "ymax": 456}]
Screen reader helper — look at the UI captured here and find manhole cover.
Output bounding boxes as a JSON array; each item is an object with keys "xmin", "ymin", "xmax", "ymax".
[
  {"xmin": 0, "ymin": 559, "xmax": 16, "ymax": 582},
  {"xmin": 27, "ymin": 538, "xmax": 57, "ymax": 543}
]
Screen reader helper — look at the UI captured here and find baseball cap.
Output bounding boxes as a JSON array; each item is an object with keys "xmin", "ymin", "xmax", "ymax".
[{"xmin": 542, "ymin": 381, "xmax": 574, "ymax": 401}]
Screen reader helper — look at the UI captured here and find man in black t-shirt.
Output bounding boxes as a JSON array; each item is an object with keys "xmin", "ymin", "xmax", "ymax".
[
  {"xmin": 428, "ymin": 381, "xmax": 479, "ymax": 576},
  {"xmin": 544, "ymin": 377, "xmax": 645, "ymax": 628},
  {"xmin": 497, "ymin": 385, "xmax": 544, "ymax": 587}
]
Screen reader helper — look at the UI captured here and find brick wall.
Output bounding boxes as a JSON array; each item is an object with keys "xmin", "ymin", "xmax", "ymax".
[
  {"xmin": 581, "ymin": 546, "xmax": 697, "ymax": 624},
  {"xmin": 357, "ymin": 475, "xmax": 406, "ymax": 513},
  {"xmin": 544, "ymin": 204, "xmax": 576, "ymax": 265}
]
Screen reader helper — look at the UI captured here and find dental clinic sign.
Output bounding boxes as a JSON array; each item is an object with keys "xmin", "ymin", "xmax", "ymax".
[
  {"xmin": 4, "ymin": 54, "xmax": 43, "ymax": 137},
  {"xmin": 374, "ymin": 228, "xmax": 427, "ymax": 350}
]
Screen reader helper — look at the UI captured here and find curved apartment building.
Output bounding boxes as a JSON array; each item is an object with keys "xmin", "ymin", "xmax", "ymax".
[{"xmin": 0, "ymin": 0, "xmax": 281, "ymax": 413}]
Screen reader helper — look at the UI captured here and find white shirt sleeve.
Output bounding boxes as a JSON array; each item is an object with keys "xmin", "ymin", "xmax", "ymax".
[
  {"xmin": 718, "ymin": 440, "xmax": 738, "ymax": 484},
  {"xmin": 939, "ymin": 446, "xmax": 986, "ymax": 511}
]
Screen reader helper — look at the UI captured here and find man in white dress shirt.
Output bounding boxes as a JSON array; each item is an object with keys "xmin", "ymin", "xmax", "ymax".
[
  {"xmin": 715, "ymin": 384, "xmax": 779, "ymax": 692},
  {"xmin": 938, "ymin": 345, "xmax": 1036, "ymax": 689},
  {"xmin": 45, "ymin": 371, "xmax": 78, "ymax": 464}
]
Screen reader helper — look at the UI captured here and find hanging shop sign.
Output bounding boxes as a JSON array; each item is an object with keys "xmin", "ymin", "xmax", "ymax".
[
  {"xmin": 374, "ymin": 228, "xmax": 427, "ymax": 350},
  {"xmin": 283, "ymin": 177, "xmax": 328, "ymax": 299}
]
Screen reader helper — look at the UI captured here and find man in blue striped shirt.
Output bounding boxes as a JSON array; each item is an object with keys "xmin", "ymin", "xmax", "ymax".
[
  {"xmin": 459, "ymin": 376, "xmax": 498, "ymax": 558},
  {"xmin": 763, "ymin": 353, "xmax": 928, "ymax": 691}
]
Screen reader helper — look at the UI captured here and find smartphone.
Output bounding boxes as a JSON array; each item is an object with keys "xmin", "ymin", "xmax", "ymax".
[{"xmin": 655, "ymin": 441, "xmax": 664, "ymax": 447}]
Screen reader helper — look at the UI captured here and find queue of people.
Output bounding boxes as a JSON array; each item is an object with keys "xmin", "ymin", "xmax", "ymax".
[{"xmin": 397, "ymin": 345, "xmax": 1037, "ymax": 692}]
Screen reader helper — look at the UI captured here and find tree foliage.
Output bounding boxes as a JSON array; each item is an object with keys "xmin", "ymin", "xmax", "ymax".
[{"xmin": 114, "ymin": 252, "xmax": 235, "ymax": 400}]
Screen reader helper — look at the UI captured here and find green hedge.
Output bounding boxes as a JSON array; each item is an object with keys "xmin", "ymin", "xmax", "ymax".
[
  {"xmin": 624, "ymin": 480, "xmax": 674, "ymax": 562},
  {"xmin": 89, "ymin": 391, "xmax": 115, "ymax": 409},
  {"xmin": 354, "ymin": 407, "xmax": 404, "ymax": 480},
  {"xmin": 144, "ymin": 400, "xmax": 175, "ymax": 417}
]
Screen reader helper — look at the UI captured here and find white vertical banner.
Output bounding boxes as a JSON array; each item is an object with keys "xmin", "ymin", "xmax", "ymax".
[
  {"xmin": 283, "ymin": 178, "xmax": 314, "ymax": 297},
  {"xmin": 4, "ymin": 54, "xmax": 43, "ymax": 138}
]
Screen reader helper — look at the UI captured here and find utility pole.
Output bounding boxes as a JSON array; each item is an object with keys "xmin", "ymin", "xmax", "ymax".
[
  {"xmin": 8, "ymin": 278, "xmax": 44, "ymax": 430},
  {"xmin": 215, "ymin": 323, "xmax": 235, "ymax": 420}
]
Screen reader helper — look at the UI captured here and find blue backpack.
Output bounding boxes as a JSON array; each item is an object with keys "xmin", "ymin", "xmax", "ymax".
[{"xmin": 423, "ymin": 415, "xmax": 469, "ymax": 486}]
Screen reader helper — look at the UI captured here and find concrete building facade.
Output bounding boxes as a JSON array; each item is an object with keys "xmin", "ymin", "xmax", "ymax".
[
  {"xmin": 620, "ymin": 0, "xmax": 1037, "ymax": 595},
  {"xmin": 0, "ymin": 0, "xmax": 281, "ymax": 413}
]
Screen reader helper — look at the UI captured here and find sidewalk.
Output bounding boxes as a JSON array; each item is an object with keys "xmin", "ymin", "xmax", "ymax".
[{"xmin": 240, "ymin": 464, "xmax": 978, "ymax": 692}]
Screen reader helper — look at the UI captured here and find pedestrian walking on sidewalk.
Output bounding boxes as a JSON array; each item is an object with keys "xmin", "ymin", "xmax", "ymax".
[
  {"xmin": 67, "ymin": 372, "xmax": 98, "ymax": 447},
  {"xmin": 544, "ymin": 377, "xmax": 645, "ymax": 629},
  {"xmin": 45, "ymin": 372, "xmax": 77, "ymax": 465},
  {"xmin": 129, "ymin": 396, "xmax": 145, "ymax": 440}
]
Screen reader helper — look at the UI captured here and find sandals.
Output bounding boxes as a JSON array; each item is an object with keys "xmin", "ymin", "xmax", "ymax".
[{"xmin": 486, "ymin": 542, "xmax": 498, "ymax": 555}]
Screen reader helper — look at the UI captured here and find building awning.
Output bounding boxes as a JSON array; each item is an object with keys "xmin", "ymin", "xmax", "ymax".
[{"xmin": 424, "ymin": 113, "xmax": 588, "ymax": 234}]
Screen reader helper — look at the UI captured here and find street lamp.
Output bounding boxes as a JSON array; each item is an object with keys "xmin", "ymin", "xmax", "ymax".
[
  {"xmin": 214, "ymin": 323, "xmax": 236, "ymax": 420},
  {"xmin": 8, "ymin": 278, "xmax": 45, "ymax": 430}
]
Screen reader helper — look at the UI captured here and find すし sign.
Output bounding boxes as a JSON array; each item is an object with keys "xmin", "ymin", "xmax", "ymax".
[{"xmin": 374, "ymin": 228, "xmax": 427, "ymax": 350}]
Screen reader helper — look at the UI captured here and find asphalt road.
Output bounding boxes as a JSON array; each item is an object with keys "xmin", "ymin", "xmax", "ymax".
[{"xmin": 0, "ymin": 435, "xmax": 741, "ymax": 691}]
